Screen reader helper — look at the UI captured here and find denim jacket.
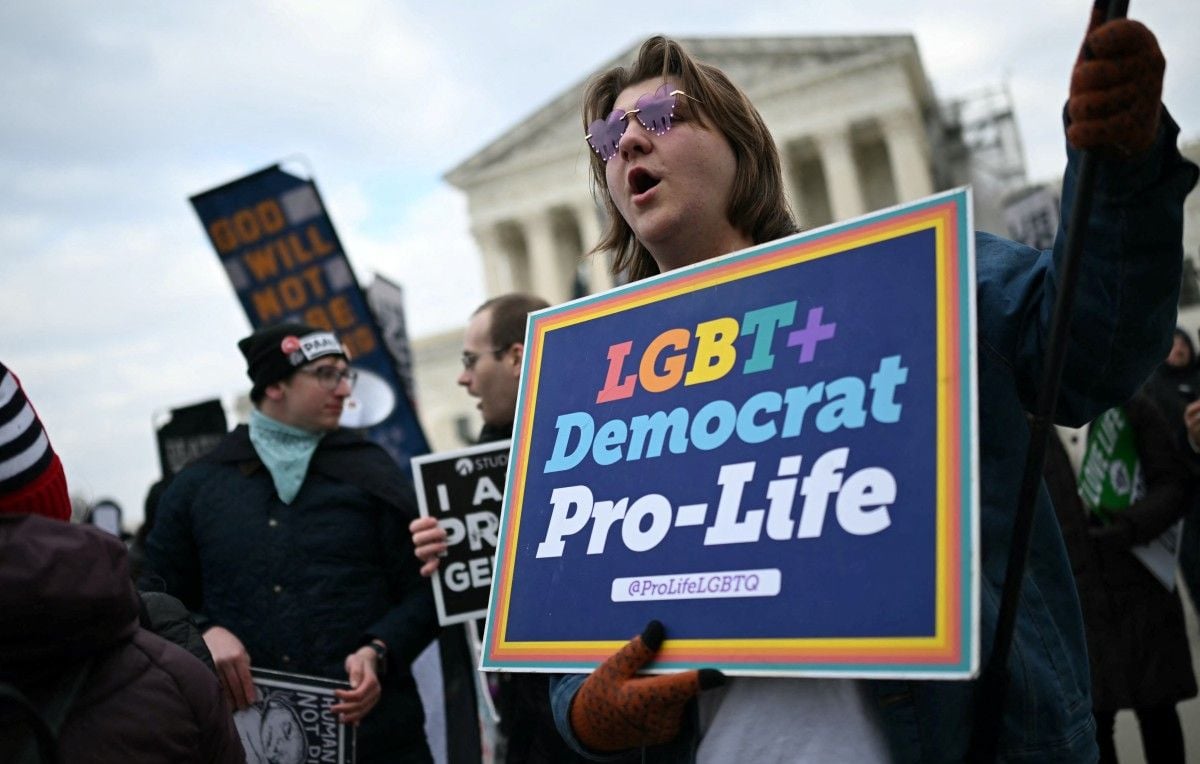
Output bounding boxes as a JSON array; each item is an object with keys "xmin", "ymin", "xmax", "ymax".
[{"xmin": 551, "ymin": 113, "xmax": 1199, "ymax": 763}]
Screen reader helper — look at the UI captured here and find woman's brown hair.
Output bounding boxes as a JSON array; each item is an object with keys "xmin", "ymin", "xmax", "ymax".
[{"xmin": 582, "ymin": 36, "xmax": 797, "ymax": 282}]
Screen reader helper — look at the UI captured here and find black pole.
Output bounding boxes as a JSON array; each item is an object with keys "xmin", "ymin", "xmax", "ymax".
[{"xmin": 968, "ymin": 0, "xmax": 1130, "ymax": 759}]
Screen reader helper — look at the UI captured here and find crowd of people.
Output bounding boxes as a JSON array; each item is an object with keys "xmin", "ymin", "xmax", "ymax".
[{"xmin": 2, "ymin": 8, "xmax": 1198, "ymax": 764}]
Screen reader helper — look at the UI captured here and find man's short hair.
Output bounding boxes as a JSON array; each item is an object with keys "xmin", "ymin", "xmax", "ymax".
[{"xmin": 473, "ymin": 293, "xmax": 550, "ymax": 351}]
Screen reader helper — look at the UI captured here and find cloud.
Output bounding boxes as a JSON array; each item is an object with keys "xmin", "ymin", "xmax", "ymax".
[
  {"xmin": 346, "ymin": 185, "xmax": 485, "ymax": 337},
  {"xmin": 2, "ymin": 0, "xmax": 1195, "ymax": 526}
]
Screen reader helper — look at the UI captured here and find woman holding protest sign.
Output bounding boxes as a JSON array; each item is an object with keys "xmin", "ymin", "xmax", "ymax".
[
  {"xmin": 1045, "ymin": 391, "xmax": 1196, "ymax": 762},
  {"xmin": 549, "ymin": 15, "xmax": 1197, "ymax": 764}
]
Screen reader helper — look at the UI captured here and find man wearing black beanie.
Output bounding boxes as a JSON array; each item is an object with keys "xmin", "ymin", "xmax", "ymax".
[{"xmin": 144, "ymin": 324, "xmax": 439, "ymax": 764}]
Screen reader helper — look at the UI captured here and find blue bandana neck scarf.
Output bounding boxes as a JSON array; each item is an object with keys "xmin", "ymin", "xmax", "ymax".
[{"xmin": 248, "ymin": 409, "xmax": 323, "ymax": 505}]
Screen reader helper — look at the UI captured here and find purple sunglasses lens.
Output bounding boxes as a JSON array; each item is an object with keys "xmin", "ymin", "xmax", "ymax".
[
  {"xmin": 584, "ymin": 86, "xmax": 682, "ymax": 161},
  {"xmin": 633, "ymin": 84, "xmax": 679, "ymax": 136},
  {"xmin": 587, "ymin": 109, "xmax": 627, "ymax": 161}
]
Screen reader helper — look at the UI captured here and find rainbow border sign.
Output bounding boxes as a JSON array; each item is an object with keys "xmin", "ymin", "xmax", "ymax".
[{"xmin": 481, "ymin": 189, "xmax": 978, "ymax": 678}]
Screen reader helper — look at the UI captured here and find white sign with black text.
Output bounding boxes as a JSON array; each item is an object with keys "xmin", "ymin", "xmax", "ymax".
[{"xmin": 411, "ymin": 441, "xmax": 509, "ymax": 625}]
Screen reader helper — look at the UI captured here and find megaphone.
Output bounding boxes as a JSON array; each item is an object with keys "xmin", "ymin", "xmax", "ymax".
[{"xmin": 340, "ymin": 367, "xmax": 397, "ymax": 429}]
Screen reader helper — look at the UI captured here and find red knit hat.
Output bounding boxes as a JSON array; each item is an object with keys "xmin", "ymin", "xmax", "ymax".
[{"xmin": 0, "ymin": 362, "xmax": 70, "ymax": 521}]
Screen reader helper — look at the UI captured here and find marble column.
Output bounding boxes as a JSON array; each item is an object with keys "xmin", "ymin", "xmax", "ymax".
[
  {"xmin": 881, "ymin": 110, "xmax": 934, "ymax": 202},
  {"xmin": 575, "ymin": 203, "xmax": 612, "ymax": 294},
  {"xmin": 815, "ymin": 128, "xmax": 866, "ymax": 222},
  {"xmin": 471, "ymin": 224, "xmax": 512, "ymax": 296},
  {"xmin": 522, "ymin": 210, "xmax": 568, "ymax": 305},
  {"xmin": 780, "ymin": 143, "xmax": 803, "ymax": 226}
]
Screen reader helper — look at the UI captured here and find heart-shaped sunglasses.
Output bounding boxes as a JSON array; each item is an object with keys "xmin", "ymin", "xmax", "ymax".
[{"xmin": 585, "ymin": 84, "xmax": 696, "ymax": 162}]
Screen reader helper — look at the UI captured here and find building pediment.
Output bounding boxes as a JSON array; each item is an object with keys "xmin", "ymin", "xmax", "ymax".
[
  {"xmin": 419, "ymin": 32, "xmax": 1019, "ymax": 456},
  {"xmin": 444, "ymin": 34, "xmax": 929, "ymax": 190}
]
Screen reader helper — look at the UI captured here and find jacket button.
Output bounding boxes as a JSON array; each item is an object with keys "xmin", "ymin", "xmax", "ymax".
[
  {"xmin": 273, "ymin": 584, "xmax": 283, "ymax": 594},
  {"xmin": 281, "ymin": 654, "xmax": 290, "ymax": 663},
  {"xmin": 269, "ymin": 518, "xmax": 279, "ymax": 528}
]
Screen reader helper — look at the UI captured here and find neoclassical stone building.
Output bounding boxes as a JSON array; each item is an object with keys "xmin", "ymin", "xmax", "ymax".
[
  {"xmin": 412, "ymin": 35, "xmax": 983, "ymax": 450},
  {"xmin": 1174, "ymin": 139, "xmax": 1200, "ymax": 332}
]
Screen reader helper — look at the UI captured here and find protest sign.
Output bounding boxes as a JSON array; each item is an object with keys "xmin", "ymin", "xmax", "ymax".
[
  {"xmin": 1004, "ymin": 185, "xmax": 1059, "ymax": 251},
  {"xmin": 234, "ymin": 668, "xmax": 354, "ymax": 764},
  {"xmin": 155, "ymin": 398, "xmax": 227, "ymax": 477},
  {"xmin": 412, "ymin": 441, "xmax": 509, "ymax": 625},
  {"xmin": 481, "ymin": 190, "xmax": 979, "ymax": 679},
  {"xmin": 1132, "ymin": 520, "xmax": 1183, "ymax": 591},
  {"xmin": 189, "ymin": 164, "xmax": 428, "ymax": 471},
  {"xmin": 366, "ymin": 274, "xmax": 417, "ymax": 401}
]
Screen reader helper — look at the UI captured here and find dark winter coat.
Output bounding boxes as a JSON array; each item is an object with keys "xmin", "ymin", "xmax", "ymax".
[
  {"xmin": 1141, "ymin": 359, "xmax": 1200, "ymax": 614},
  {"xmin": 1143, "ymin": 358, "xmax": 1200, "ymax": 457},
  {"xmin": 143, "ymin": 425, "xmax": 439, "ymax": 764},
  {"xmin": 1045, "ymin": 394, "xmax": 1198, "ymax": 711},
  {"xmin": 138, "ymin": 587, "xmax": 215, "ymax": 672},
  {"xmin": 475, "ymin": 423, "xmax": 600, "ymax": 764},
  {"xmin": 0, "ymin": 514, "xmax": 242, "ymax": 763}
]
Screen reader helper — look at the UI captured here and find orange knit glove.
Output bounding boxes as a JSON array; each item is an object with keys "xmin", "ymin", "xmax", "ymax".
[
  {"xmin": 1066, "ymin": 6, "xmax": 1164, "ymax": 157},
  {"xmin": 569, "ymin": 621, "xmax": 725, "ymax": 752}
]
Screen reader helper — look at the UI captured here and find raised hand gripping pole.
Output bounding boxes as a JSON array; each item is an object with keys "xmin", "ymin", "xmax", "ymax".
[{"xmin": 967, "ymin": 0, "xmax": 1131, "ymax": 759}]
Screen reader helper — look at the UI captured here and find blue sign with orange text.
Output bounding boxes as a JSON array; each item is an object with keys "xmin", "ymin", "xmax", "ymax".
[
  {"xmin": 190, "ymin": 165, "xmax": 428, "ymax": 470},
  {"xmin": 482, "ymin": 190, "xmax": 979, "ymax": 678}
]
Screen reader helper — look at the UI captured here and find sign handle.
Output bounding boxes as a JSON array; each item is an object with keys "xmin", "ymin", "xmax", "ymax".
[{"xmin": 968, "ymin": 0, "xmax": 1130, "ymax": 759}]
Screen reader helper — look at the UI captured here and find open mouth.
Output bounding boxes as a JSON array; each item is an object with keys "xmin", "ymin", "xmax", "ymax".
[{"xmin": 628, "ymin": 167, "xmax": 660, "ymax": 195}]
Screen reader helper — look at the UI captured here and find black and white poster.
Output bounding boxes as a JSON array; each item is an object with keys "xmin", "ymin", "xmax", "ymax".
[
  {"xmin": 155, "ymin": 398, "xmax": 228, "ymax": 477},
  {"xmin": 234, "ymin": 668, "xmax": 355, "ymax": 764},
  {"xmin": 411, "ymin": 440, "xmax": 509, "ymax": 625}
]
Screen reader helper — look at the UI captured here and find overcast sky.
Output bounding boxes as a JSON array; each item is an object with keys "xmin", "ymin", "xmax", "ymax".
[{"xmin": 2, "ymin": 1, "xmax": 1196, "ymax": 525}]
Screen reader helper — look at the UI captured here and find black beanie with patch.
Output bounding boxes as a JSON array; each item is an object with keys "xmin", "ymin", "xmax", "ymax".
[{"xmin": 238, "ymin": 323, "xmax": 346, "ymax": 400}]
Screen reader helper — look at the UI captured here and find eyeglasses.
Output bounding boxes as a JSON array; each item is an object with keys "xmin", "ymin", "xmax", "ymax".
[
  {"xmin": 585, "ymin": 84, "xmax": 695, "ymax": 162},
  {"xmin": 298, "ymin": 366, "xmax": 357, "ymax": 390},
  {"xmin": 460, "ymin": 348, "xmax": 506, "ymax": 371}
]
